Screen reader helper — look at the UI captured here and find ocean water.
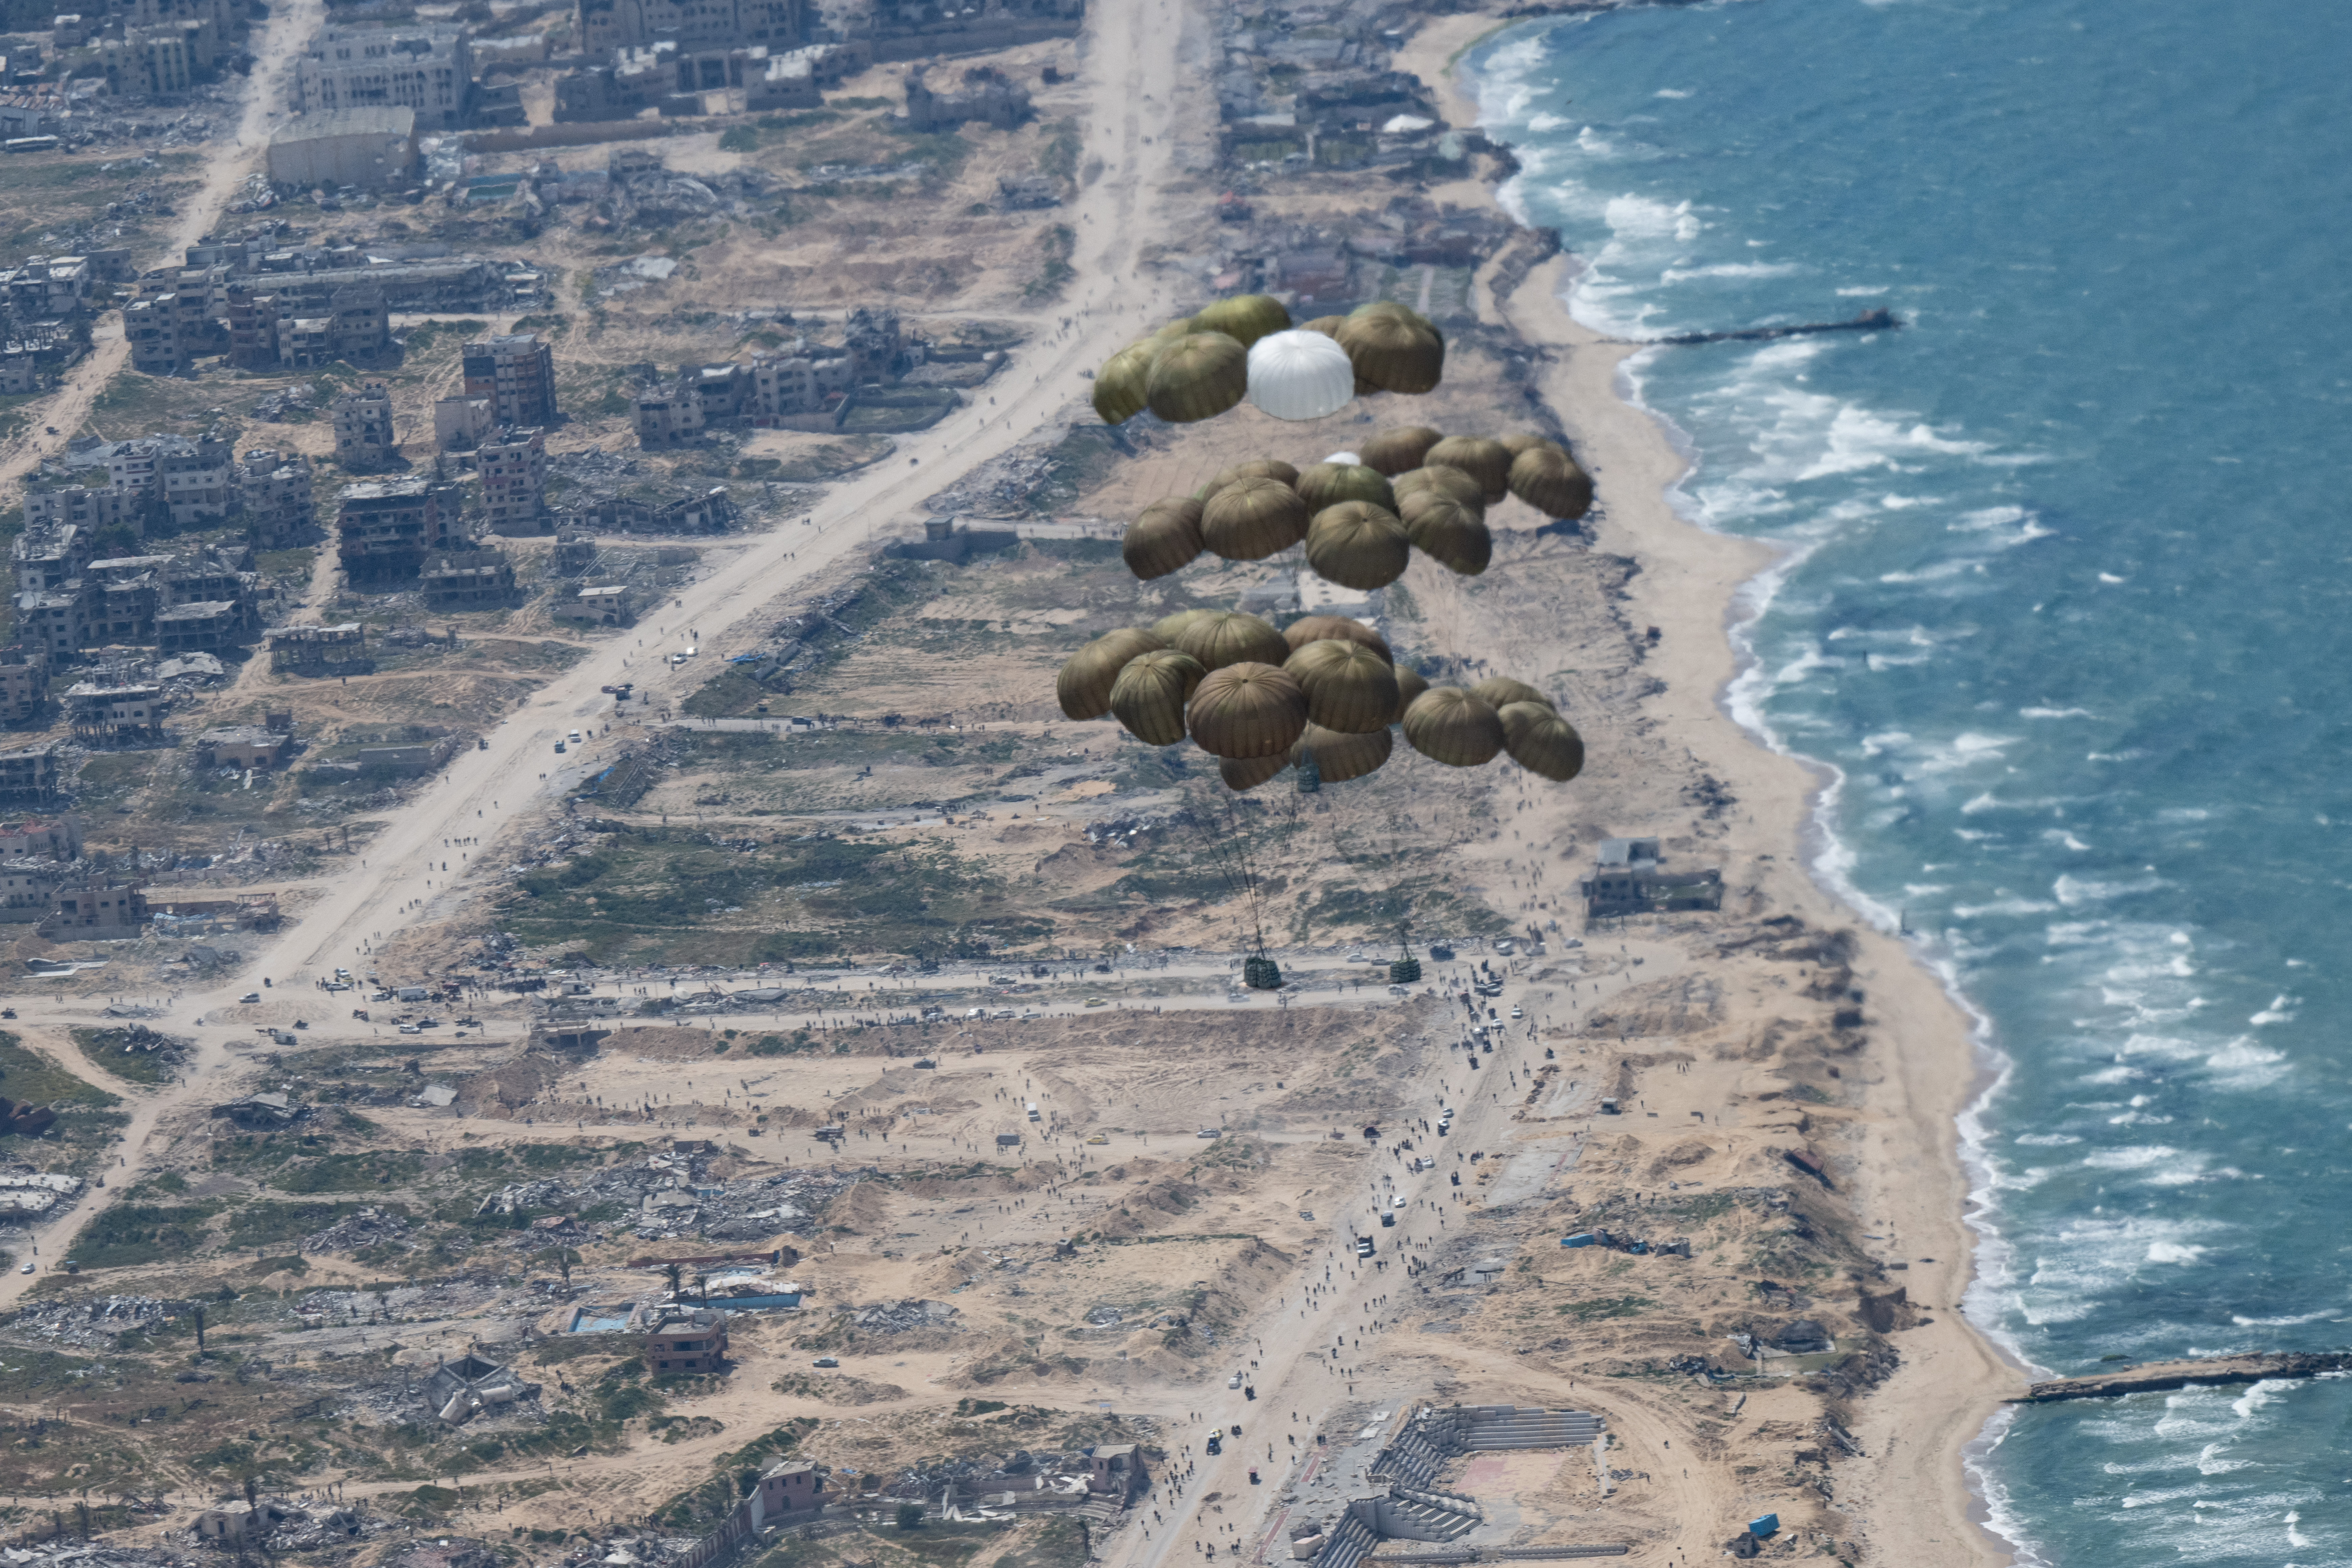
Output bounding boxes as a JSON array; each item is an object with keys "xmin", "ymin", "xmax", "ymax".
[{"xmin": 1465, "ymin": 2, "xmax": 2352, "ymax": 1563}]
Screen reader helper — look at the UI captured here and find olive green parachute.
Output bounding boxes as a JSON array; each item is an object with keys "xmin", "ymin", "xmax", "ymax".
[
  {"xmin": 1171, "ymin": 609, "xmax": 1289, "ymax": 672},
  {"xmin": 1191, "ymin": 293, "xmax": 1292, "ymax": 348},
  {"xmin": 1284, "ymin": 638, "xmax": 1400, "ymax": 735},
  {"xmin": 1201, "ymin": 477, "xmax": 1309, "ymax": 561},
  {"xmin": 1358, "ymin": 426, "xmax": 1445, "ymax": 476},
  {"xmin": 1056, "ymin": 627, "xmax": 1165, "ymax": 721},
  {"xmin": 1122, "ymin": 497, "xmax": 1205, "ymax": 580},
  {"xmin": 1335, "ymin": 301, "xmax": 1445, "ymax": 395},
  {"xmin": 1219, "ymin": 753, "xmax": 1290, "ymax": 793},
  {"xmin": 1499, "ymin": 701, "xmax": 1584, "ymax": 782},
  {"xmin": 1295, "ymin": 461, "xmax": 1396, "ymax": 514},
  {"xmin": 1424, "ymin": 435, "xmax": 1512, "ymax": 502},
  {"xmin": 1288, "ymin": 721, "xmax": 1393, "ymax": 785},
  {"xmin": 1153, "ymin": 607, "xmax": 1219, "ymax": 644},
  {"xmin": 1498, "ymin": 432, "xmax": 1565, "ymax": 459},
  {"xmin": 1401, "ymin": 687, "xmax": 1504, "ymax": 767},
  {"xmin": 1282, "ymin": 614, "xmax": 1392, "ymax": 663},
  {"xmin": 1509, "ymin": 444, "xmax": 1595, "ymax": 520},
  {"xmin": 1110, "ymin": 648, "xmax": 1208, "ymax": 747},
  {"xmin": 1471, "ymin": 676, "xmax": 1552, "ymax": 713},
  {"xmin": 1188, "ymin": 662, "xmax": 1309, "ymax": 759},
  {"xmin": 1091, "ymin": 337, "xmax": 1158, "ymax": 426},
  {"xmin": 1198, "ymin": 458, "xmax": 1300, "ymax": 504},
  {"xmin": 1145, "ymin": 332, "xmax": 1249, "ymax": 424},
  {"xmin": 1305, "ymin": 501, "xmax": 1411, "ymax": 593},
  {"xmin": 1390, "ymin": 664, "xmax": 1429, "ymax": 724},
  {"xmin": 1391, "ymin": 465, "xmax": 1485, "ymax": 510},
  {"xmin": 1399, "ymin": 491, "xmax": 1491, "ymax": 576}
]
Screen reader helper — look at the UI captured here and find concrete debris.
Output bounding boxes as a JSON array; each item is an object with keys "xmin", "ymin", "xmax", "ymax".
[
  {"xmin": 848, "ymin": 1298, "xmax": 962, "ymax": 1334},
  {"xmin": 301, "ymin": 1206, "xmax": 413, "ymax": 1255},
  {"xmin": 209, "ymin": 1092, "xmax": 306, "ymax": 1130},
  {"xmin": 3, "ymin": 1294, "xmax": 196, "ymax": 1348}
]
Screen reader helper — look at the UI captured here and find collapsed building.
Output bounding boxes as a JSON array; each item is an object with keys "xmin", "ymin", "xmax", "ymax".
[
  {"xmin": 119, "ymin": 236, "xmax": 540, "ymax": 374},
  {"xmin": 10, "ymin": 502, "xmax": 272, "ymax": 668},
  {"xmin": 633, "ymin": 307, "xmax": 919, "ymax": 445}
]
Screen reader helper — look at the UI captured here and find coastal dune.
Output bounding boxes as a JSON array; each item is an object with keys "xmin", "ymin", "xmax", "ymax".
[{"xmin": 1398, "ymin": 13, "xmax": 2027, "ymax": 1565}]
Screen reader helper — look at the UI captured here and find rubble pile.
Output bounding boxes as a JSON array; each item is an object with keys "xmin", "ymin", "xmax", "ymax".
[
  {"xmin": 586, "ymin": 162, "xmax": 772, "ymax": 230},
  {"xmin": 475, "ymin": 1152, "xmax": 871, "ymax": 1245},
  {"xmin": 0, "ymin": 1544, "xmax": 199, "ymax": 1568},
  {"xmin": 847, "ymin": 1299, "xmax": 963, "ymax": 1334},
  {"xmin": 249, "ymin": 384, "xmax": 319, "ymax": 422},
  {"xmin": 4, "ymin": 1294, "xmax": 197, "ymax": 1349},
  {"xmin": 301, "ymin": 1206, "xmax": 414, "ymax": 1256}
]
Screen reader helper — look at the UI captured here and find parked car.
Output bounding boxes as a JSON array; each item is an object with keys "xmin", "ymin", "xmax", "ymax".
[{"xmin": 239, "ymin": 992, "xmax": 261, "ymax": 1003}]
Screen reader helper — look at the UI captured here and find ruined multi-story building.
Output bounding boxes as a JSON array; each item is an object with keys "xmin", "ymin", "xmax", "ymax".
[
  {"xmin": 575, "ymin": 0, "xmax": 802, "ymax": 59},
  {"xmin": 107, "ymin": 436, "xmax": 236, "ymax": 530},
  {"xmin": 335, "ymin": 478, "xmax": 461, "ymax": 582},
  {"xmin": 238, "ymin": 449, "xmax": 316, "ymax": 548},
  {"xmin": 421, "ymin": 548, "xmax": 518, "ymax": 610},
  {"xmin": 476, "ymin": 426, "xmax": 547, "ymax": 533},
  {"xmin": 462, "ymin": 332, "xmax": 557, "ymax": 427},
  {"xmin": 333, "ymin": 380, "xmax": 399, "ymax": 468}
]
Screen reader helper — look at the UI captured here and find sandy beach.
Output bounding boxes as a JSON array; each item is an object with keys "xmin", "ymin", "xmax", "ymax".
[{"xmin": 1398, "ymin": 11, "xmax": 2029, "ymax": 1564}]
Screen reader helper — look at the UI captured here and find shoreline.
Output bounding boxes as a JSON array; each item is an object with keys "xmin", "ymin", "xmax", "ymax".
[{"xmin": 1399, "ymin": 12, "xmax": 2029, "ymax": 1566}]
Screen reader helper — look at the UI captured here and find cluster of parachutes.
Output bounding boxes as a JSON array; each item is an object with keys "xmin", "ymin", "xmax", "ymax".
[
  {"xmin": 1093, "ymin": 295, "xmax": 1447, "ymax": 427},
  {"xmin": 1056, "ymin": 610, "xmax": 1583, "ymax": 794},
  {"xmin": 1121, "ymin": 427, "xmax": 1591, "ymax": 595}
]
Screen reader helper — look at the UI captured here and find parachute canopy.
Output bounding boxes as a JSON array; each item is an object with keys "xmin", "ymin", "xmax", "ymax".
[
  {"xmin": 1188, "ymin": 662, "xmax": 1309, "ymax": 759},
  {"xmin": 1246, "ymin": 330, "xmax": 1356, "ymax": 421},
  {"xmin": 1056, "ymin": 627, "xmax": 1165, "ymax": 722},
  {"xmin": 1145, "ymin": 332, "xmax": 1250, "ymax": 424},
  {"xmin": 1123, "ymin": 497, "xmax": 1204, "ymax": 580}
]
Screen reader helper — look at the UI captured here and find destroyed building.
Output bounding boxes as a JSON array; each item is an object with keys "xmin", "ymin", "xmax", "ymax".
[
  {"xmin": 422, "ymin": 1353, "xmax": 539, "ymax": 1423},
  {"xmin": 1581, "ymin": 837, "xmax": 1725, "ymax": 919},
  {"xmin": 575, "ymin": 0, "xmax": 803, "ymax": 58},
  {"xmin": 477, "ymin": 425, "xmax": 547, "ymax": 532},
  {"xmin": 420, "ymin": 548, "xmax": 518, "ymax": 611},
  {"xmin": 332, "ymin": 379, "xmax": 399, "ymax": 468},
  {"xmin": 903, "ymin": 65, "xmax": 1030, "ymax": 132},
  {"xmin": 850, "ymin": 0, "xmax": 1084, "ymax": 59},
  {"xmin": 335, "ymin": 478, "xmax": 463, "ymax": 582},
  {"xmin": 462, "ymin": 331, "xmax": 557, "ymax": 426}
]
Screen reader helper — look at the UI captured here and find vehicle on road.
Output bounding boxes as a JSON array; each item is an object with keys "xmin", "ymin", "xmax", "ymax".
[
  {"xmin": 1205, "ymin": 1435, "xmax": 1222, "ymax": 1456},
  {"xmin": 17, "ymin": 1262, "xmax": 30, "ymax": 1274},
  {"xmin": 1510, "ymin": 1005, "xmax": 1524, "ymax": 1020},
  {"xmin": 239, "ymin": 992, "xmax": 260, "ymax": 1003},
  {"xmin": 1228, "ymin": 1373, "xmax": 1243, "ymax": 1389},
  {"xmin": 1355, "ymin": 1236, "xmax": 1375, "ymax": 1258},
  {"xmin": 568, "ymin": 730, "xmax": 583, "ymax": 743},
  {"xmin": 812, "ymin": 1356, "xmax": 839, "ymax": 1368},
  {"xmin": 1380, "ymin": 1212, "xmax": 1395, "ymax": 1227},
  {"xmin": 553, "ymin": 742, "xmax": 566, "ymax": 754},
  {"xmin": 1391, "ymin": 1195, "xmax": 1407, "ymax": 1208}
]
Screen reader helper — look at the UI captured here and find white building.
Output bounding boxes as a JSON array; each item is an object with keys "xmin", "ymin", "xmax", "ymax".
[{"xmin": 295, "ymin": 27, "xmax": 473, "ymax": 130}]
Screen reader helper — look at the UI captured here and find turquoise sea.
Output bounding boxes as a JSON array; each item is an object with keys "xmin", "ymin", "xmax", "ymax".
[{"xmin": 1465, "ymin": 1, "xmax": 2352, "ymax": 1562}]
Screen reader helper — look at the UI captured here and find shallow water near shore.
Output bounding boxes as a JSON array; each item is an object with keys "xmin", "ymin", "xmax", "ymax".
[{"xmin": 1466, "ymin": 1, "xmax": 2352, "ymax": 1563}]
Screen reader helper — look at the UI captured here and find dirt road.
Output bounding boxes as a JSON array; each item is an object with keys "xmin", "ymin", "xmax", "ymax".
[{"xmin": 0, "ymin": 0, "xmax": 322, "ymax": 491}]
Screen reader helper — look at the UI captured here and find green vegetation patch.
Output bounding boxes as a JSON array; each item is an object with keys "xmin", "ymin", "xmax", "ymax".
[{"xmin": 1555, "ymin": 1295, "xmax": 1655, "ymax": 1321}]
